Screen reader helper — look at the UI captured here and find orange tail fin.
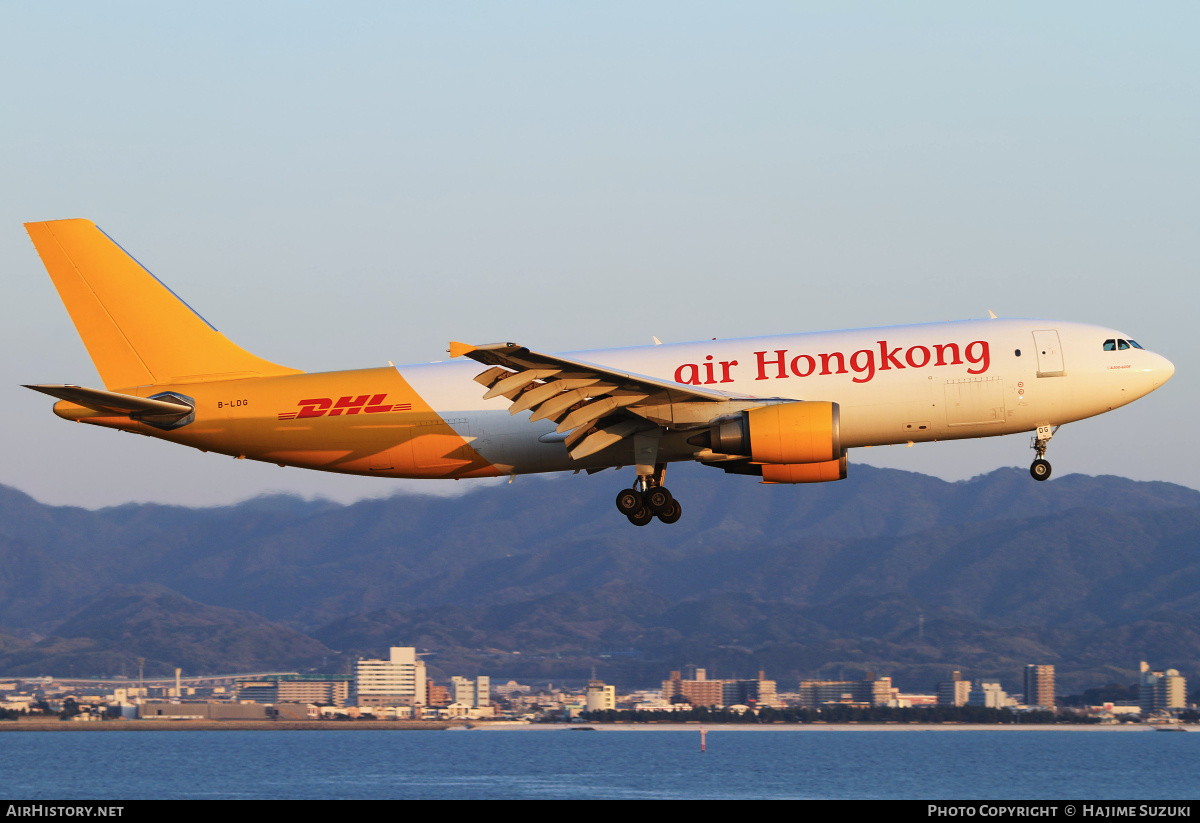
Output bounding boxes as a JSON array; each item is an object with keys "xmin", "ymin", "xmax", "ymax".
[{"xmin": 26, "ymin": 219, "xmax": 302, "ymax": 390}]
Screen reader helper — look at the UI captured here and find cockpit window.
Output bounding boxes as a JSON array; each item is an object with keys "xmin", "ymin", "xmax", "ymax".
[
  {"xmin": 1103, "ymin": 339, "xmax": 1116, "ymax": 351},
  {"xmin": 1118, "ymin": 339, "xmax": 1130, "ymax": 350},
  {"xmin": 1129, "ymin": 340, "xmax": 1143, "ymax": 349}
]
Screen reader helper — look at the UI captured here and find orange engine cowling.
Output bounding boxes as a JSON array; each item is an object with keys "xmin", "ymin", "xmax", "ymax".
[
  {"xmin": 691, "ymin": 401, "xmax": 847, "ymax": 484},
  {"xmin": 747, "ymin": 401, "xmax": 840, "ymax": 465},
  {"xmin": 705, "ymin": 401, "xmax": 840, "ymax": 463},
  {"xmin": 761, "ymin": 454, "xmax": 847, "ymax": 484}
]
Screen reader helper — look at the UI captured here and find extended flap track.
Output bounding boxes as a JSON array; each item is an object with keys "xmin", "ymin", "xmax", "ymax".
[{"xmin": 472, "ymin": 365, "xmax": 650, "ymax": 459}]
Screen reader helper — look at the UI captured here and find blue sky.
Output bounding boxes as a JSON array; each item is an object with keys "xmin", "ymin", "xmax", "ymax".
[{"xmin": 3, "ymin": 2, "xmax": 1196, "ymax": 507}]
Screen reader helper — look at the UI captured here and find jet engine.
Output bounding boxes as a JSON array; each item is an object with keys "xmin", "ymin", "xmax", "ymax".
[{"xmin": 689, "ymin": 401, "xmax": 846, "ymax": 484}]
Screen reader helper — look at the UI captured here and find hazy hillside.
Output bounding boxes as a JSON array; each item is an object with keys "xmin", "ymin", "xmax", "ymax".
[{"xmin": 1, "ymin": 464, "xmax": 1198, "ymax": 689}]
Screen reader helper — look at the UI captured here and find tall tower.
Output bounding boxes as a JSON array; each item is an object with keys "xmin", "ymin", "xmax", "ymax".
[{"xmin": 1024, "ymin": 665, "xmax": 1055, "ymax": 709}]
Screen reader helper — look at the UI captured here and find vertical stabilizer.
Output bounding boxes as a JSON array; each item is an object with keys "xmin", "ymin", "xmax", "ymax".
[{"xmin": 26, "ymin": 219, "xmax": 302, "ymax": 390}]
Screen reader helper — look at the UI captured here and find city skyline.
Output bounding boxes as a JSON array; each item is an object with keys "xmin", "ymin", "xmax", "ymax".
[{"xmin": 8, "ymin": 658, "xmax": 1190, "ymax": 717}]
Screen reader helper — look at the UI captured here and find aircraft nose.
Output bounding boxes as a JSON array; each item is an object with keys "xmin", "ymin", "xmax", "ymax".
[{"xmin": 1152, "ymin": 353, "xmax": 1175, "ymax": 388}]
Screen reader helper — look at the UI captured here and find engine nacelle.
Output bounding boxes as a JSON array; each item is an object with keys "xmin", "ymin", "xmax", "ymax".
[
  {"xmin": 703, "ymin": 401, "xmax": 841, "ymax": 464},
  {"xmin": 761, "ymin": 455, "xmax": 847, "ymax": 484}
]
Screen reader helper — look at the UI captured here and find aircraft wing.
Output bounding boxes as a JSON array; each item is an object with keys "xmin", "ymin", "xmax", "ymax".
[{"xmin": 449, "ymin": 341, "xmax": 750, "ymax": 460}]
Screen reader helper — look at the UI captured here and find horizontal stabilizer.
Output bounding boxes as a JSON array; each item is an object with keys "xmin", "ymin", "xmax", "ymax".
[{"xmin": 23, "ymin": 384, "xmax": 193, "ymax": 421}]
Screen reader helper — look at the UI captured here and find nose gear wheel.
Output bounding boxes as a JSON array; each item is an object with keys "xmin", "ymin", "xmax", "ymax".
[{"xmin": 1030, "ymin": 459, "xmax": 1051, "ymax": 481}]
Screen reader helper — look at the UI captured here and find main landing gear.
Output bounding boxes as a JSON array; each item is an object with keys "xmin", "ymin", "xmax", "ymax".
[
  {"xmin": 615, "ymin": 463, "xmax": 682, "ymax": 526},
  {"xmin": 1029, "ymin": 424, "xmax": 1058, "ymax": 482}
]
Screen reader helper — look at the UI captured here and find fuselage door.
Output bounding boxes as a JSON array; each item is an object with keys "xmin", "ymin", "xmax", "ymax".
[{"xmin": 1032, "ymin": 329, "xmax": 1066, "ymax": 377}]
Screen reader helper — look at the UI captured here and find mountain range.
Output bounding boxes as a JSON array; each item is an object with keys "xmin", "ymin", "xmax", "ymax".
[{"xmin": 1, "ymin": 463, "xmax": 1198, "ymax": 694}]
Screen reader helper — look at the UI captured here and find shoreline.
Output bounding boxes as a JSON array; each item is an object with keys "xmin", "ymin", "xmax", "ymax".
[
  {"xmin": 0, "ymin": 719, "xmax": 1177, "ymax": 732},
  {"xmin": 478, "ymin": 723, "xmax": 1169, "ymax": 732},
  {"xmin": 0, "ymin": 720, "xmax": 449, "ymax": 732}
]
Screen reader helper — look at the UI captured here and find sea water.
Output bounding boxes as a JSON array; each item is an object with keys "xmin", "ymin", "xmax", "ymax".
[{"xmin": 0, "ymin": 726, "xmax": 1196, "ymax": 800}]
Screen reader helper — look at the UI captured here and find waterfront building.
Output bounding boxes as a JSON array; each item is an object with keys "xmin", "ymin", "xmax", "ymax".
[
  {"xmin": 1024, "ymin": 665, "xmax": 1056, "ymax": 709},
  {"xmin": 967, "ymin": 680, "xmax": 1010, "ymax": 709},
  {"xmin": 662, "ymin": 670, "xmax": 781, "ymax": 708},
  {"xmin": 451, "ymin": 676, "xmax": 491, "ymax": 708},
  {"xmin": 443, "ymin": 702, "xmax": 497, "ymax": 719},
  {"xmin": 494, "ymin": 680, "xmax": 531, "ymax": 699},
  {"xmin": 354, "ymin": 647, "xmax": 427, "ymax": 707},
  {"xmin": 797, "ymin": 676, "xmax": 892, "ymax": 708},
  {"xmin": 427, "ymin": 681, "xmax": 451, "ymax": 707},
  {"xmin": 896, "ymin": 693, "xmax": 938, "ymax": 707},
  {"xmin": 138, "ymin": 702, "xmax": 269, "ymax": 720},
  {"xmin": 586, "ymin": 680, "xmax": 617, "ymax": 712},
  {"xmin": 236, "ymin": 675, "xmax": 352, "ymax": 707},
  {"xmin": 722, "ymin": 672, "xmax": 783, "ymax": 709},
  {"xmin": 937, "ymin": 671, "xmax": 971, "ymax": 706},
  {"xmin": 663, "ymin": 670, "xmax": 723, "ymax": 707},
  {"xmin": 1139, "ymin": 662, "xmax": 1187, "ymax": 713}
]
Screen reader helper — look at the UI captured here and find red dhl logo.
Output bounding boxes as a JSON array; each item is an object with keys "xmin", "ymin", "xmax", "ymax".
[{"xmin": 278, "ymin": 394, "xmax": 413, "ymax": 420}]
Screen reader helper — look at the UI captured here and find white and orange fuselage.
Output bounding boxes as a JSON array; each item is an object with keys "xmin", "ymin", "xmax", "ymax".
[
  {"xmin": 24, "ymin": 219, "xmax": 1174, "ymax": 498},
  {"xmin": 49, "ymin": 319, "xmax": 1171, "ymax": 479}
]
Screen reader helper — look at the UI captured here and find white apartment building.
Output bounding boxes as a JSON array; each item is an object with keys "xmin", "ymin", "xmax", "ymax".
[
  {"xmin": 586, "ymin": 680, "xmax": 616, "ymax": 712},
  {"xmin": 1139, "ymin": 662, "xmax": 1187, "ymax": 713},
  {"xmin": 967, "ymin": 680, "xmax": 1010, "ymax": 709},
  {"xmin": 354, "ymin": 647, "xmax": 427, "ymax": 707},
  {"xmin": 451, "ymin": 675, "xmax": 491, "ymax": 708}
]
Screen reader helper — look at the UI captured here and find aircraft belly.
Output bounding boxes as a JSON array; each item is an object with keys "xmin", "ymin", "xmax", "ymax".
[{"xmin": 462, "ymin": 411, "xmax": 646, "ymax": 474}]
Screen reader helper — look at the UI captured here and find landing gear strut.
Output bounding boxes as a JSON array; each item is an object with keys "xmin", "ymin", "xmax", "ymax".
[
  {"xmin": 1029, "ymin": 424, "xmax": 1058, "ymax": 482},
  {"xmin": 614, "ymin": 462, "xmax": 682, "ymax": 526}
]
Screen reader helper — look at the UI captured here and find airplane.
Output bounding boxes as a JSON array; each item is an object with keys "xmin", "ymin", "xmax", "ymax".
[{"xmin": 23, "ymin": 218, "xmax": 1175, "ymax": 526}]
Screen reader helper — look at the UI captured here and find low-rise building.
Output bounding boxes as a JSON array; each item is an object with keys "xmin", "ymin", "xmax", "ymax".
[
  {"xmin": 798, "ymin": 676, "xmax": 892, "ymax": 708},
  {"xmin": 138, "ymin": 702, "xmax": 270, "ymax": 720},
  {"xmin": 967, "ymin": 680, "xmax": 1011, "ymax": 709},
  {"xmin": 236, "ymin": 675, "xmax": 352, "ymax": 707},
  {"xmin": 663, "ymin": 670, "xmax": 781, "ymax": 709}
]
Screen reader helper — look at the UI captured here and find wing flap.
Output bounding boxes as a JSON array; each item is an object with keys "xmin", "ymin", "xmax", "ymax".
[
  {"xmin": 483, "ymin": 369, "xmax": 561, "ymax": 400},
  {"xmin": 451, "ymin": 340, "xmax": 748, "ymax": 460},
  {"xmin": 570, "ymin": 419, "xmax": 647, "ymax": 460}
]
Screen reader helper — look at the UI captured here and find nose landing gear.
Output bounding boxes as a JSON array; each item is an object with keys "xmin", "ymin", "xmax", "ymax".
[
  {"xmin": 614, "ymin": 463, "xmax": 682, "ymax": 526},
  {"xmin": 1030, "ymin": 458, "xmax": 1052, "ymax": 481},
  {"xmin": 1029, "ymin": 424, "xmax": 1059, "ymax": 482}
]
